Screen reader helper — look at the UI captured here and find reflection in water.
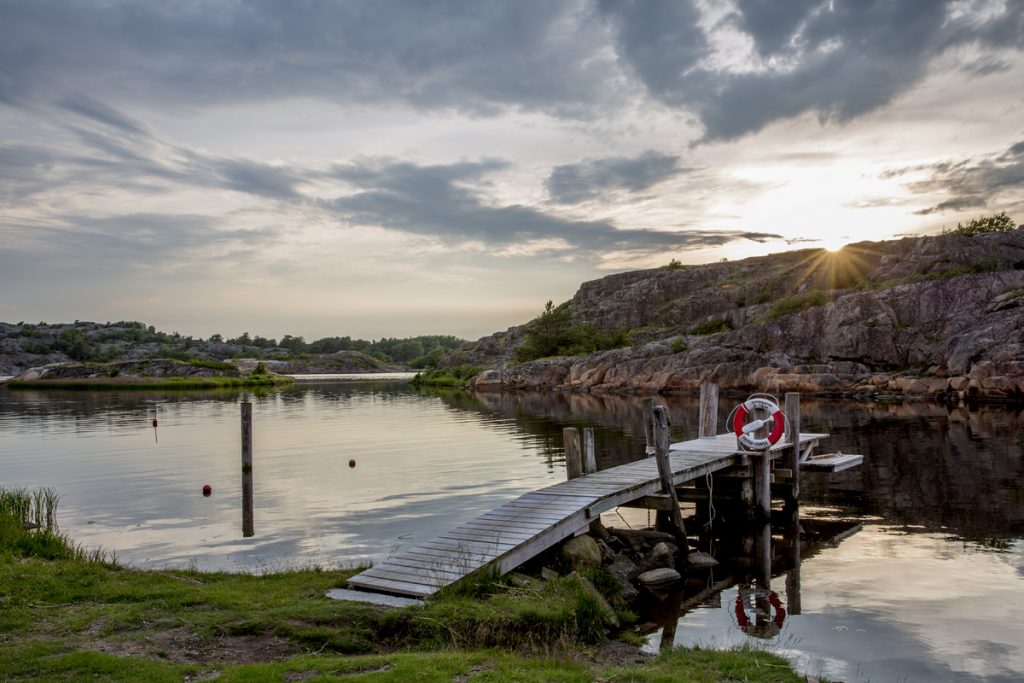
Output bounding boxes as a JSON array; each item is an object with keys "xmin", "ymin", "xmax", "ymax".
[{"xmin": 1, "ymin": 381, "xmax": 1023, "ymax": 680}]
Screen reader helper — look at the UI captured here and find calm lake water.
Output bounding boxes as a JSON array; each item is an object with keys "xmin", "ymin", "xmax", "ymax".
[{"xmin": 1, "ymin": 376, "xmax": 1022, "ymax": 682}]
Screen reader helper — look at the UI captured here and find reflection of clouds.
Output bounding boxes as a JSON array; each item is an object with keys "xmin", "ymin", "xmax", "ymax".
[{"xmin": 666, "ymin": 528, "xmax": 1024, "ymax": 682}]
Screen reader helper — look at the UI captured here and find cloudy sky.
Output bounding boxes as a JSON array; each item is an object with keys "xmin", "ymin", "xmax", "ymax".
[{"xmin": 1, "ymin": 1, "xmax": 1022, "ymax": 341}]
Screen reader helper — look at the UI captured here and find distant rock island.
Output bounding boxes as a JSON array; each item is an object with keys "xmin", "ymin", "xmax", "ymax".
[
  {"xmin": 5, "ymin": 358, "xmax": 293, "ymax": 389},
  {"xmin": 0, "ymin": 323, "xmax": 462, "ymax": 377},
  {"xmin": 441, "ymin": 225, "xmax": 1024, "ymax": 401}
]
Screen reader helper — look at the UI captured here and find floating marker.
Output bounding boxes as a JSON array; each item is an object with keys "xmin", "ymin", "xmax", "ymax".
[
  {"xmin": 202, "ymin": 484, "xmax": 212, "ymax": 496},
  {"xmin": 348, "ymin": 459, "xmax": 356, "ymax": 468}
]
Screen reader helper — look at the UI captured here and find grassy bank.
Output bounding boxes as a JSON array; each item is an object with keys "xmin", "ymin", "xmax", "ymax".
[
  {"xmin": 0, "ymin": 487, "xmax": 806, "ymax": 682},
  {"xmin": 410, "ymin": 365, "xmax": 481, "ymax": 388},
  {"xmin": 4, "ymin": 375, "xmax": 293, "ymax": 390}
]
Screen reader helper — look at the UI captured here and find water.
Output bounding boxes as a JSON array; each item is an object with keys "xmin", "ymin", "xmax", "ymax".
[{"xmin": 1, "ymin": 378, "xmax": 1022, "ymax": 681}]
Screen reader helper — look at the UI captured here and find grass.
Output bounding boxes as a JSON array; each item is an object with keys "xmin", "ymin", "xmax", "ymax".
[
  {"xmin": 411, "ymin": 365, "xmax": 482, "ymax": 387},
  {"xmin": 0, "ymin": 489, "xmax": 808, "ymax": 681},
  {"xmin": 767, "ymin": 289, "xmax": 828, "ymax": 320},
  {"xmin": 689, "ymin": 318, "xmax": 733, "ymax": 336}
]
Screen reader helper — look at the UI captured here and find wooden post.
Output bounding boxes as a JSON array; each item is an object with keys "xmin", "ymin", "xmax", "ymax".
[
  {"xmin": 582, "ymin": 427, "xmax": 597, "ymax": 475},
  {"xmin": 652, "ymin": 405, "xmax": 688, "ymax": 553},
  {"xmin": 750, "ymin": 400, "xmax": 771, "ymax": 519},
  {"xmin": 754, "ymin": 452, "xmax": 771, "ymax": 518},
  {"xmin": 785, "ymin": 503, "xmax": 801, "ymax": 615},
  {"xmin": 563, "ymin": 427, "xmax": 583, "ymax": 480},
  {"xmin": 241, "ymin": 402, "xmax": 254, "ymax": 538},
  {"xmin": 642, "ymin": 398, "xmax": 656, "ymax": 456},
  {"xmin": 698, "ymin": 382, "xmax": 719, "ymax": 438},
  {"xmin": 784, "ymin": 392, "xmax": 801, "ymax": 501},
  {"xmin": 753, "ymin": 521, "xmax": 771, "ymax": 589}
]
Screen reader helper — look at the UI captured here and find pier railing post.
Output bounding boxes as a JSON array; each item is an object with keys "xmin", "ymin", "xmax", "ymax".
[
  {"xmin": 784, "ymin": 392, "xmax": 801, "ymax": 501},
  {"xmin": 698, "ymin": 382, "xmax": 719, "ymax": 438},
  {"xmin": 652, "ymin": 405, "xmax": 688, "ymax": 554},
  {"xmin": 241, "ymin": 401, "xmax": 254, "ymax": 538},
  {"xmin": 563, "ymin": 427, "xmax": 583, "ymax": 480},
  {"xmin": 582, "ymin": 427, "xmax": 597, "ymax": 475}
]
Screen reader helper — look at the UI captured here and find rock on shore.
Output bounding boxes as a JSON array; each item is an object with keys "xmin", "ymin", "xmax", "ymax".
[{"xmin": 457, "ymin": 229, "xmax": 1024, "ymax": 400}]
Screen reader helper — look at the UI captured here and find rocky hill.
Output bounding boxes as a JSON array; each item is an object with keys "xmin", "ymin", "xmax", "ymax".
[
  {"xmin": 0, "ymin": 322, "xmax": 401, "ymax": 376},
  {"xmin": 448, "ymin": 227, "xmax": 1024, "ymax": 401}
]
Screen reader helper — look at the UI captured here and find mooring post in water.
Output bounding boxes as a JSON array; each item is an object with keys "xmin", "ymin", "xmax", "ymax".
[
  {"xmin": 582, "ymin": 427, "xmax": 597, "ymax": 475},
  {"xmin": 652, "ymin": 405, "xmax": 688, "ymax": 553},
  {"xmin": 784, "ymin": 392, "xmax": 801, "ymax": 501},
  {"xmin": 563, "ymin": 427, "xmax": 583, "ymax": 480},
  {"xmin": 698, "ymin": 381, "xmax": 719, "ymax": 438},
  {"xmin": 241, "ymin": 401, "xmax": 254, "ymax": 538}
]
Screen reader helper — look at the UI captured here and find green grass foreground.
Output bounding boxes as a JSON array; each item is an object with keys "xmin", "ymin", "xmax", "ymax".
[
  {"xmin": 4, "ymin": 375, "xmax": 293, "ymax": 390},
  {"xmin": 0, "ymin": 487, "xmax": 807, "ymax": 682}
]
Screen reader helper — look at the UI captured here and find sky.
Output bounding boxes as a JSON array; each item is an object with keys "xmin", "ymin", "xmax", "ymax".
[{"xmin": 1, "ymin": 0, "xmax": 1023, "ymax": 342}]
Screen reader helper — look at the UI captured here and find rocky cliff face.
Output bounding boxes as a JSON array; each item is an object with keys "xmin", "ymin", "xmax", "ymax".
[{"xmin": 463, "ymin": 229, "xmax": 1024, "ymax": 400}]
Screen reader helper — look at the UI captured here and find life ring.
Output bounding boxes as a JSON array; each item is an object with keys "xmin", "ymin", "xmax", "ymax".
[
  {"xmin": 734, "ymin": 589, "xmax": 786, "ymax": 637},
  {"xmin": 732, "ymin": 397, "xmax": 785, "ymax": 450}
]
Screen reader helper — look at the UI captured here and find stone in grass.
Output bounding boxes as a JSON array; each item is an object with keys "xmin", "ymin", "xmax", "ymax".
[
  {"xmin": 637, "ymin": 567, "xmax": 681, "ymax": 589},
  {"xmin": 506, "ymin": 572, "xmax": 538, "ymax": 589},
  {"xmin": 559, "ymin": 534, "xmax": 602, "ymax": 570},
  {"xmin": 569, "ymin": 572, "xmax": 620, "ymax": 628},
  {"xmin": 686, "ymin": 551, "xmax": 719, "ymax": 569},
  {"xmin": 540, "ymin": 566, "xmax": 560, "ymax": 581},
  {"xmin": 608, "ymin": 554, "xmax": 640, "ymax": 602}
]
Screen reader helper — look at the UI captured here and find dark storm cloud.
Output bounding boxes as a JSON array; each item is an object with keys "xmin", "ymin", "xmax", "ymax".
[
  {"xmin": 599, "ymin": 0, "xmax": 1022, "ymax": 140},
  {"xmin": 884, "ymin": 141, "xmax": 1024, "ymax": 215},
  {"xmin": 0, "ymin": 0, "xmax": 615, "ymax": 118},
  {"xmin": 546, "ymin": 151, "xmax": 685, "ymax": 204},
  {"xmin": 3, "ymin": 1, "xmax": 1017, "ymax": 140},
  {"xmin": 329, "ymin": 158, "xmax": 779, "ymax": 253}
]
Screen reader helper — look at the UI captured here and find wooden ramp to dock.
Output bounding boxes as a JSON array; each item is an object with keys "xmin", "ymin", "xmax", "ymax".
[{"xmin": 347, "ymin": 431, "xmax": 826, "ymax": 598}]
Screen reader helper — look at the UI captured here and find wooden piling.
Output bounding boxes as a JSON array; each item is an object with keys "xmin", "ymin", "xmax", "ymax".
[
  {"xmin": 698, "ymin": 382, "xmax": 719, "ymax": 438},
  {"xmin": 563, "ymin": 427, "xmax": 583, "ymax": 480},
  {"xmin": 241, "ymin": 402, "xmax": 254, "ymax": 538},
  {"xmin": 652, "ymin": 405, "xmax": 688, "ymax": 552},
  {"xmin": 784, "ymin": 392, "xmax": 801, "ymax": 501},
  {"xmin": 582, "ymin": 427, "xmax": 597, "ymax": 475}
]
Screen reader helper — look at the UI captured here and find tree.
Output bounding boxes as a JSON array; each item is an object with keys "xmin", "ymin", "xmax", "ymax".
[
  {"xmin": 56, "ymin": 328, "xmax": 95, "ymax": 361},
  {"xmin": 948, "ymin": 211, "xmax": 1016, "ymax": 236}
]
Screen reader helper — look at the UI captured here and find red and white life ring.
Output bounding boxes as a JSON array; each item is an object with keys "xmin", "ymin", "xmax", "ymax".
[{"xmin": 732, "ymin": 397, "xmax": 786, "ymax": 451}]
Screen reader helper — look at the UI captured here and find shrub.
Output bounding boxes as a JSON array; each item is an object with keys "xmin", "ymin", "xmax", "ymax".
[
  {"xmin": 670, "ymin": 336, "xmax": 687, "ymax": 354},
  {"xmin": 945, "ymin": 211, "xmax": 1016, "ymax": 236},
  {"xmin": 768, "ymin": 289, "xmax": 828, "ymax": 320},
  {"xmin": 689, "ymin": 318, "xmax": 732, "ymax": 335}
]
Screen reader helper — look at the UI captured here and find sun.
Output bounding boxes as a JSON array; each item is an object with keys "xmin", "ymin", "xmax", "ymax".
[{"xmin": 821, "ymin": 237, "xmax": 849, "ymax": 252}]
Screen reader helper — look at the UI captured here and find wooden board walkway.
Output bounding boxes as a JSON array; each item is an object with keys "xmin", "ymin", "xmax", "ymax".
[{"xmin": 347, "ymin": 431, "xmax": 827, "ymax": 598}]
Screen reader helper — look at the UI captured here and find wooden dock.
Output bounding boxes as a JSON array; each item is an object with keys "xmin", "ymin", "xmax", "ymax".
[{"xmin": 347, "ymin": 430, "xmax": 827, "ymax": 598}]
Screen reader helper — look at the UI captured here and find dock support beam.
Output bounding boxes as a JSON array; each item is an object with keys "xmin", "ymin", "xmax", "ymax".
[
  {"xmin": 563, "ymin": 428, "xmax": 583, "ymax": 480},
  {"xmin": 784, "ymin": 392, "xmax": 801, "ymax": 502},
  {"xmin": 652, "ymin": 405, "xmax": 688, "ymax": 554}
]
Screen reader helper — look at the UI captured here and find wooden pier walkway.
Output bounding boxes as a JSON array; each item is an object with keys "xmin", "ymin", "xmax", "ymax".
[{"xmin": 347, "ymin": 430, "xmax": 826, "ymax": 598}]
